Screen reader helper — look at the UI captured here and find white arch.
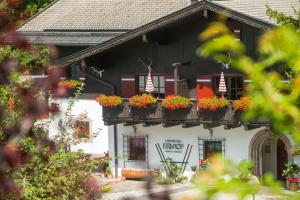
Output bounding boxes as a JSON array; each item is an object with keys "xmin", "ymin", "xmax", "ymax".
[{"xmin": 249, "ymin": 129, "xmax": 293, "ymax": 177}]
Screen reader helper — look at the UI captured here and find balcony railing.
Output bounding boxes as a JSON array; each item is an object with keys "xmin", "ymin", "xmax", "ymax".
[{"xmin": 102, "ymin": 99, "xmax": 270, "ymax": 129}]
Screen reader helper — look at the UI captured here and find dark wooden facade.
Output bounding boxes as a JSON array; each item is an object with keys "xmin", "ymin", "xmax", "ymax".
[{"xmin": 77, "ymin": 11, "xmax": 262, "ymax": 97}]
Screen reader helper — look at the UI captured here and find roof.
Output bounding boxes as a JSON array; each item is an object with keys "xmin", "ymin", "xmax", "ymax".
[
  {"xmin": 19, "ymin": 31, "xmax": 124, "ymax": 46},
  {"xmin": 57, "ymin": 0, "xmax": 281, "ymax": 66},
  {"xmin": 216, "ymin": 0, "xmax": 300, "ymax": 24},
  {"xmin": 18, "ymin": 0, "xmax": 191, "ymax": 32},
  {"xmin": 18, "ymin": 0, "xmax": 300, "ymax": 32},
  {"xmin": 17, "ymin": 0, "xmax": 300, "ymax": 46}
]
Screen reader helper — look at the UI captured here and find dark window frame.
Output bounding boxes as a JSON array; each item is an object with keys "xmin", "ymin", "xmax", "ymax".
[
  {"xmin": 123, "ymin": 135, "xmax": 149, "ymax": 167},
  {"xmin": 198, "ymin": 137, "xmax": 225, "ymax": 166},
  {"xmin": 137, "ymin": 73, "xmax": 166, "ymax": 98},
  {"xmin": 212, "ymin": 74, "xmax": 244, "ymax": 100}
]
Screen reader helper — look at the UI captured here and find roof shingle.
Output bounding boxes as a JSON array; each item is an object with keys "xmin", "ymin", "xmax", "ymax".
[{"xmin": 18, "ymin": 0, "xmax": 191, "ymax": 32}]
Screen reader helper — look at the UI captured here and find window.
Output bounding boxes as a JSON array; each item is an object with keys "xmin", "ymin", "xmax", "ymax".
[
  {"xmin": 128, "ymin": 137, "xmax": 146, "ymax": 161},
  {"xmin": 233, "ymin": 28, "xmax": 241, "ymax": 40},
  {"xmin": 138, "ymin": 75, "xmax": 165, "ymax": 98},
  {"xmin": 198, "ymin": 138, "xmax": 225, "ymax": 163},
  {"xmin": 204, "ymin": 141, "xmax": 222, "ymax": 160},
  {"xmin": 73, "ymin": 113, "xmax": 91, "ymax": 141},
  {"xmin": 213, "ymin": 76, "xmax": 243, "ymax": 100},
  {"xmin": 68, "ymin": 64, "xmax": 80, "ymax": 80}
]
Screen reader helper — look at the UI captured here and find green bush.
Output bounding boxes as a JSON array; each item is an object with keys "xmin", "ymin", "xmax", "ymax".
[
  {"xmin": 105, "ymin": 166, "xmax": 112, "ymax": 176},
  {"xmin": 5, "ymin": 137, "xmax": 101, "ymax": 200},
  {"xmin": 156, "ymin": 159, "xmax": 187, "ymax": 184},
  {"xmin": 102, "ymin": 185, "xmax": 112, "ymax": 193}
]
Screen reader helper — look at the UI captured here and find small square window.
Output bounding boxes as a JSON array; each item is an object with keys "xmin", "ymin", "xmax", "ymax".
[
  {"xmin": 74, "ymin": 120, "xmax": 90, "ymax": 140},
  {"xmin": 128, "ymin": 137, "xmax": 146, "ymax": 161}
]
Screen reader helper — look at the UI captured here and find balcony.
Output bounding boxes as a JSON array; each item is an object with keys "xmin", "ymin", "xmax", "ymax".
[{"xmin": 102, "ymin": 99, "xmax": 270, "ymax": 130}]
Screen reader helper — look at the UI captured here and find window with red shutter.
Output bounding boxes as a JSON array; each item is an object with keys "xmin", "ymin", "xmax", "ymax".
[
  {"xmin": 164, "ymin": 74, "xmax": 174, "ymax": 96},
  {"xmin": 121, "ymin": 75, "xmax": 137, "ymax": 98},
  {"xmin": 196, "ymin": 75, "xmax": 214, "ymax": 99}
]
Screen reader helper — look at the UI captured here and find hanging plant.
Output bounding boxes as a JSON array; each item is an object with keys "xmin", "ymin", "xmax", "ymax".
[
  {"xmin": 96, "ymin": 95, "xmax": 122, "ymax": 107},
  {"xmin": 129, "ymin": 94, "xmax": 157, "ymax": 108},
  {"xmin": 162, "ymin": 95, "xmax": 190, "ymax": 110},
  {"xmin": 198, "ymin": 97, "xmax": 229, "ymax": 111},
  {"xmin": 233, "ymin": 97, "xmax": 253, "ymax": 112},
  {"xmin": 58, "ymin": 80, "xmax": 83, "ymax": 89}
]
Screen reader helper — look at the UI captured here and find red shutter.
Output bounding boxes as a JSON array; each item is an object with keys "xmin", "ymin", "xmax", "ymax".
[
  {"xmin": 233, "ymin": 28, "xmax": 241, "ymax": 40},
  {"xmin": 165, "ymin": 74, "xmax": 174, "ymax": 96},
  {"xmin": 196, "ymin": 75, "xmax": 214, "ymax": 99},
  {"xmin": 121, "ymin": 75, "xmax": 137, "ymax": 98}
]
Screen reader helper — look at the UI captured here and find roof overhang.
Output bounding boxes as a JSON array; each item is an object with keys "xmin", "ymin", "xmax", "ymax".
[
  {"xmin": 57, "ymin": 0, "xmax": 274, "ymax": 66},
  {"xmin": 17, "ymin": 31, "xmax": 125, "ymax": 46}
]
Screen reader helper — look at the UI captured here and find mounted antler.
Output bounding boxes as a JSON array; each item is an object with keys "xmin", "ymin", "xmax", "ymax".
[
  {"xmin": 138, "ymin": 57, "xmax": 153, "ymax": 72},
  {"xmin": 215, "ymin": 52, "xmax": 231, "ymax": 69}
]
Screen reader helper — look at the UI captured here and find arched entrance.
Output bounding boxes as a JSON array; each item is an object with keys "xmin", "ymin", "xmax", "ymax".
[{"xmin": 249, "ymin": 129, "xmax": 292, "ymax": 179}]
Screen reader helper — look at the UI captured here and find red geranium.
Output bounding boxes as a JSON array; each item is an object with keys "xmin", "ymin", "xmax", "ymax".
[
  {"xmin": 58, "ymin": 80, "xmax": 83, "ymax": 89},
  {"xmin": 129, "ymin": 94, "xmax": 157, "ymax": 108},
  {"xmin": 96, "ymin": 95, "xmax": 122, "ymax": 107},
  {"xmin": 233, "ymin": 97, "xmax": 253, "ymax": 112},
  {"xmin": 198, "ymin": 97, "xmax": 229, "ymax": 111},
  {"xmin": 162, "ymin": 95, "xmax": 190, "ymax": 110},
  {"xmin": 288, "ymin": 177, "xmax": 299, "ymax": 183}
]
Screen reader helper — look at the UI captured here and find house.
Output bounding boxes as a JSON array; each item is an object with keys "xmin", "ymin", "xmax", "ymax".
[{"xmin": 18, "ymin": 0, "xmax": 300, "ymax": 179}]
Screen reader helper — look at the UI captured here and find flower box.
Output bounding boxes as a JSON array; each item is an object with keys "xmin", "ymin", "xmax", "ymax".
[
  {"xmin": 102, "ymin": 105, "xmax": 124, "ymax": 119},
  {"xmin": 130, "ymin": 105, "xmax": 157, "ymax": 120},
  {"xmin": 163, "ymin": 108, "xmax": 191, "ymax": 121},
  {"xmin": 96, "ymin": 96, "xmax": 123, "ymax": 119},
  {"xmin": 198, "ymin": 97, "xmax": 229, "ymax": 122},
  {"xmin": 199, "ymin": 108, "xmax": 227, "ymax": 122}
]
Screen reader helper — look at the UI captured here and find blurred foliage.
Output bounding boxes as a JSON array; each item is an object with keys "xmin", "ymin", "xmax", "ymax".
[
  {"xmin": 197, "ymin": 21, "xmax": 300, "ymax": 142},
  {"xmin": 4, "ymin": 137, "xmax": 100, "ymax": 200},
  {"xmin": 0, "ymin": 45, "xmax": 49, "ymax": 71},
  {"xmin": 267, "ymin": 5, "xmax": 300, "ymax": 31},
  {"xmin": 193, "ymin": 155, "xmax": 300, "ymax": 200}
]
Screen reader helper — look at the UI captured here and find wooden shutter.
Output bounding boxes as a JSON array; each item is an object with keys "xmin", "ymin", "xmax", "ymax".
[
  {"xmin": 121, "ymin": 75, "xmax": 137, "ymax": 98},
  {"xmin": 233, "ymin": 28, "xmax": 241, "ymax": 40},
  {"xmin": 164, "ymin": 74, "xmax": 174, "ymax": 96},
  {"xmin": 196, "ymin": 75, "xmax": 214, "ymax": 99}
]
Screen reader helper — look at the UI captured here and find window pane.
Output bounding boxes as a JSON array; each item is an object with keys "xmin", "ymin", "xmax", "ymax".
[
  {"xmin": 153, "ymin": 76, "xmax": 159, "ymax": 87},
  {"xmin": 139, "ymin": 76, "xmax": 145, "ymax": 86},
  {"xmin": 204, "ymin": 141, "xmax": 222, "ymax": 160},
  {"xmin": 129, "ymin": 137, "xmax": 146, "ymax": 161},
  {"xmin": 160, "ymin": 76, "xmax": 165, "ymax": 87},
  {"xmin": 237, "ymin": 77, "xmax": 243, "ymax": 88},
  {"xmin": 160, "ymin": 88, "xmax": 165, "ymax": 93},
  {"xmin": 231, "ymin": 78, "xmax": 236, "ymax": 88}
]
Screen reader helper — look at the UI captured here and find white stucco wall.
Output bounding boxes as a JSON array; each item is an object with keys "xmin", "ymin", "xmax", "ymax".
[
  {"xmin": 108, "ymin": 124, "xmax": 266, "ymax": 178},
  {"xmin": 49, "ymin": 98, "xmax": 108, "ymax": 155}
]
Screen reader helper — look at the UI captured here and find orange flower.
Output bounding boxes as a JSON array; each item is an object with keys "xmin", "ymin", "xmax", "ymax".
[
  {"xmin": 233, "ymin": 97, "xmax": 253, "ymax": 112},
  {"xmin": 198, "ymin": 97, "xmax": 229, "ymax": 111},
  {"xmin": 58, "ymin": 80, "xmax": 82, "ymax": 89},
  {"xmin": 96, "ymin": 95, "xmax": 122, "ymax": 107},
  {"xmin": 129, "ymin": 94, "xmax": 157, "ymax": 108},
  {"xmin": 162, "ymin": 95, "xmax": 190, "ymax": 110},
  {"xmin": 8, "ymin": 98, "xmax": 14, "ymax": 112}
]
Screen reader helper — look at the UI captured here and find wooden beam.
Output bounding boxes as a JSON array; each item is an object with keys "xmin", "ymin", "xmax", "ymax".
[
  {"xmin": 224, "ymin": 123, "xmax": 241, "ymax": 130},
  {"xmin": 181, "ymin": 123, "xmax": 201, "ymax": 128},
  {"xmin": 162, "ymin": 122, "xmax": 180, "ymax": 128},
  {"xmin": 142, "ymin": 122, "xmax": 161, "ymax": 127},
  {"xmin": 123, "ymin": 122, "xmax": 141, "ymax": 126},
  {"xmin": 244, "ymin": 124, "xmax": 261, "ymax": 130},
  {"xmin": 203, "ymin": 123, "xmax": 220, "ymax": 129}
]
